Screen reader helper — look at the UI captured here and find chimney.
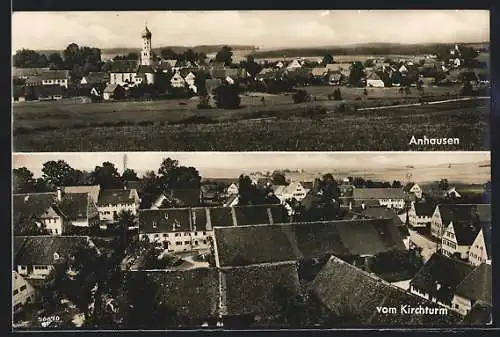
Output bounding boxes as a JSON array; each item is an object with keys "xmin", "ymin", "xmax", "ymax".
[{"xmin": 57, "ymin": 187, "xmax": 63, "ymax": 202}]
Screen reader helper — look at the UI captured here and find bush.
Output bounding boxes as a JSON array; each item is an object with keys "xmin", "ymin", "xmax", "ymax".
[
  {"xmin": 292, "ymin": 90, "xmax": 310, "ymax": 104},
  {"xmin": 214, "ymin": 85, "xmax": 241, "ymax": 109}
]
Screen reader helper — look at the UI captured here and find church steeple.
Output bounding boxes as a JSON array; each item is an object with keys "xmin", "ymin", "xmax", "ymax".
[{"xmin": 140, "ymin": 24, "xmax": 152, "ymax": 66}]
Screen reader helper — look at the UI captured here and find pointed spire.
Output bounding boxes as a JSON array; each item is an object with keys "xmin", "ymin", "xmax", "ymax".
[{"xmin": 141, "ymin": 22, "xmax": 151, "ymax": 38}]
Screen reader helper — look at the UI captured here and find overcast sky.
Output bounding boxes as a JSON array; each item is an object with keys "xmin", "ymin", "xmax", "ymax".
[
  {"xmin": 12, "ymin": 10, "xmax": 489, "ymax": 52},
  {"xmin": 13, "ymin": 152, "xmax": 490, "ymax": 178}
]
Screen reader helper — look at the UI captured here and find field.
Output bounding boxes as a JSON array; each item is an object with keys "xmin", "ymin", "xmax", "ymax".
[{"xmin": 13, "ymin": 86, "xmax": 489, "ymax": 152}]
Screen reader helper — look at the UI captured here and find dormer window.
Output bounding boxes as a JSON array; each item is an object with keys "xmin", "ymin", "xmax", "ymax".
[{"xmin": 53, "ymin": 252, "xmax": 60, "ymax": 261}]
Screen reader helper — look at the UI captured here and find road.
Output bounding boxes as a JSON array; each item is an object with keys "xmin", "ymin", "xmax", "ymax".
[{"xmin": 409, "ymin": 229, "xmax": 438, "ymax": 263}]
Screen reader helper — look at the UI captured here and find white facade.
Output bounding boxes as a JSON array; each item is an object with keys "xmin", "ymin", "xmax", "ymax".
[
  {"xmin": 110, "ymin": 72, "xmax": 136, "ymax": 86},
  {"xmin": 274, "ymin": 182, "xmax": 310, "ymax": 203},
  {"xmin": 431, "ymin": 206, "xmax": 444, "ymax": 238},
  {"xmin": 410, "ymin": 285, "xmax": 452, "ymax": 310},
  {"xmin": 441, "ymin": 222, "xmax": 469, "ymax": 259},
  {"xmin": 366, "ymin": 79, "xmax": 385, "ymax": 87},
  {"xmin": 408, "ymin": 203, "xmax": 433, "ymax": 228},
  {"xmin": 184, "ymin": 72, "xmax": 196, "ymax": 86},
  {"xmin": 42, "ymin": 78, "xmax": 69, "ymax": 88},
  {"xmin": 99, "ymin": 203, "xmax": 137, "ymax": 222},
  {"xmin": 379, "ymin": 198, "xmax": 405, "ymax": 209},
  {"xmin": 468, "ymin": 229, "xmax": 490, "ymax": 266},
  {"xmin": 170, "ymin": 73, "xmax": 186, "ymax": 88},
  {"xmin": 287, "ymin": 59, "xmax": 302, "ymax": 70},
  {"xmin": 140, "ymin": 230, "xmax": 213, "ymax": 253},
  {"xmin": 141, "ymin": 29, "xmax": 153, "ymax": 66},
  {"xmin": 227, "ymin": 183, "xmax": 239, "ymax": 195},
  {"xmin": 17, "ymin": 264, "xmax": 54, "ymax": 280},
  {"xmin": 12, "ymin": 271, "xmax": 36, "ymax": 313},
  {"xmin": 451, "ymin": 294, "xmax": 472, "ymax": 316},
  {"xmin": 409, "ymin": 184, "xmax": 423, "ymax": 199}
]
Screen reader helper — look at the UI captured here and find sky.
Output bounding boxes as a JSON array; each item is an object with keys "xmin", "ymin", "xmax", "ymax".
[
  {"xmin": 12, "ymin": 10, "xmax": 490, "ymax": 52},
  {"xmin": 13, "ymin": 152, "xmax": 490, "ymax": 179}
]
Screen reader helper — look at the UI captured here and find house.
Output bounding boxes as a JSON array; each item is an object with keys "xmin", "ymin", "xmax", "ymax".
[
  {"xmin": 103, "ymin": 84, "xmax": 125, "ymax": 101},
  {"xmin": 286, "ymin": 59, "xmax": 303, "ymax": 70},
  {"xmin": 135, "ymin": 65, "xmax": 155, "ymax": 85},
  {"xmin": 13, "ymin": 190, "xmax": 100, "ymax": 235},
  {"xmin": 325, "ymin": 63, "xmax": 352, "ymax": 78},
  {"xmin": 138, "ymin": 208, "xmax": 213, "ymax": 252},
  {"xmin": 309, "ymin": 256, "xmax": 462, "ymax": 325},
  {"xmin": 351, "ymin": 188, "xmax": 406, "ymax": 209},
  {"xmin": 409, "ymin": 253, "xmax": 475, "ymax": 309},
  {"xmin": 184, "ymin": 71, "xmax": 197, "ymax": 86},
  {"xmin": 40, "ymin": 70, "xmax": 70, "ymax": 88},
  {"xmin": 24, "ymin": 75, "xmax": 43, "ymax": 87},
  {"xmin": 63, "ymin": 185, "xmax": 100, "ymax": 204},
  {"xmin": 151, "ymin": 188, "xmax": 202, "ymax": 209},
  {"xmin": 430, "ymin": 204, "xmax": 490, "ymax": 239},
  {"xmin": 408, "ymin": 202, "xmax": 436, "ymax": 228},
  {"xmin": 403, "ymin": 182, "xmax": 422, "ymax": 199},
  {"xmin": 441, "ymin": 218, "xmax": 482, "ymax": 260},
  {"xmin": 399, "ymin": 64, "xmax": 408, "ymax": 73},
  {"xmin": 366, "ymin": 71, "xmax": 385, "ymax": 87},
  {"xmin": 451, "ymin": 264, "xmax": 492, "ymax": 316},
  {"xmin": 97, "ymin": 188, "xmax": 140, "ymax": 223},
  {"xmin": 275, "ymin": 61, "xmax": 284, "ymax": 69},
  {"xmin": 34, "ymin": 85, "xmax": 64, "ymax": 101},
  {"xmin": 12, "ymin": 67, "xmax": 50, "ymax": 80},
  {"xmin": 226, "ymin": 183, "xmax": 239, "ymax": 196},
  {"xmin": 359, "ymin": 207, "xmax": 410, "ymax": 249},
  {"xmin": 446, "ymin": 187, "xmax": 462, "ymax": 199},
  {"xmin": 272, "ymin": 181, "xmax": 311, "ymax": 203},
  {"xmin": 80, "ymin": 72, "xmax": 109, "ymax": 86},
  {"xmin": 214, "ymin": 218, "xmax": 406, "ymax": 267},
  {"xmin": 223, "ymin": 194, "xmax": 239, "ymax": 207},
  {"xmin": 468, "ymin": 223, "xmax": 492, "ymax": 266},
  {"xmin": 109, "ymin": 60, "xmax": 138, "ymax": 85},
  {"xmin": 169, "ymin": 72, "xmax": 185, "ymax": 88},
  {"xmin": 12, "ymin": 271, "xmax": 36, "ymax": 314},
  {"xmin": 14, "ymin": 236, "xmax": 100, "ymax": 280}
]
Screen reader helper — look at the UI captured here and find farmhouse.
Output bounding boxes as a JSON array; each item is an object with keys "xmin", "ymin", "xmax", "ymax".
[
  {"xmin": 440, "ymin": 217, "xmax": 484, "ymax": 260},
  {"xmin": 286, "ymin": 58, "xmax": 303, "ymax": 70},
  {"xmin": 408, "ymin": 202, "xmax": 436, "ymax": 228},
  {"xmin": 430, "ymin": 204, "xmax": 489, "ymax": 239},
  {"xmin": 170, "ymin": 72, "xmax": 186, "ymax": 88},
  {"xmin": 40, "ymin": 70, "xmax": 70, "ymax": 88},
  {"xmin": 409, "ymin": 253, "xmax": 475, "ymax": 309},
  {"xmin": 451, "ymin": 263, "xmax": 492, "ymax": 317},
  {"xmin": 468, "ymin": 223, "xmax": 492, "ymax": 266},
  {"xmin": 352, "ymin": 188, "xmax": 406, "ymax": 209},
  {"xmin": 14, "ymin": 236, "xmax": 100, "ymax": 280},
  {"xmin": 12, "ymin": 271, "xmax": 36, "ymax": 314},
  {"xmin": 310, "ymin": 256, "xmax": 462, "ymax": 325},
  {"xmin": 63, "ymin": 185, "xmax": 100, "ymax": 204},
  {"xmin": 103, "ymin": 84, "xmax": 125, "ymax": 100},
  {"xmin": 97, "ymin": 188, "xmax": 140, "ymax": 223}
]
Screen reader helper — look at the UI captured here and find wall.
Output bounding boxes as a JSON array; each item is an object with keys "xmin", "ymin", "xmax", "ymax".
[
  {"xmin": 431, "ymin": 207, "xmax": 443, "ymax": 238},
  {"xmin": 12, "ymin": 272, "xmax": 36, "ymax": 312},
  {"xmin": 42, "ymin": 216, "xmax": 64, "ymax": 235},
  {"xmin": 98, "ymin": 203, "xmax": 137, "ymax": 222},
  {"xmin": 140, "ymin": 230, "xmax": 213, "ymax": 253},
  {"xmin": 468, "ymin": 230, "xmax": 488, "ymax": 266},
  {"xmin": 451, "ymin": 294, "xmax": 472, "ymax": 316}
]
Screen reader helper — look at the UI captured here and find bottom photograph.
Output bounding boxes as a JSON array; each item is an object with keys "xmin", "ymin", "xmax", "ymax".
[{"xmin": 12, "ymin": 151, "xmax": 492, "ymax": 329}]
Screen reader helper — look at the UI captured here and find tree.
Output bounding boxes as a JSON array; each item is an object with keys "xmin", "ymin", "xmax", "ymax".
[
  {"xmin": 182, "ymin": 49, "xmax": 197, "ymax": 63},
  {"xmin": 321, "ymin": 54, "xmax": 333, "ymax": 65},
  {"xmin": 433, "ymin": 45, "xmax": 452, "ymax": 62},
  {"xmin": 157, "ymin": 157, "xmax": 201, "ymax": 189},
  {"xmin": 13, "ymin": 167, "xmax": 36, "ymax": 193},
  {"xmin": 41, "ymin": 160, "xmax": 79, "ymax": 188},
  {"xmin": 215, "ymin": 46, "xmax": 233, "ymax": 66},
  {"xmin": 364, "ymin": 59, "xmax": 375, "ymax": 68},
  {"xmin": 139, "ymin": 171, "xmax": 162, "ymax": 209},
  {"xmin": 352, "ymin": 177, "xmax": 366, "ymax": 188},
  {"xmin": 194, "ymin": 71, "xmax": 209, "ymax": 97},
  {"xmin": 392, "ymin": 180, "xmax": 402, "ymax": 188},
  {"xmin": 237, "ymin": 175, "xmax": 254, "ymax": 205},
  {"xmin": 333, "ymin": 88, "xmax": 342, "ymax": 101},
  {"xmin": 89, "ymin": 162, "xmax": 123, "ymax": 189},
  {"xmin": 242, "ymin": 55, "xmax": 261, "ymax": 79},
  {"xmin": 214, "ymin": 84, "xmax": 241, "ymax": 109},
  {"xmin": 160, "ymin": 48, "xmax": 178, "ymax": 60},
  {"xmin": 48, "ymin": 52, "xmax": 64, "ymax": 69},
  {"xmin": 122, "ymin": 169, "xmax": 139, "ymax": 181},
  {"xmin": 272, "ymin": 171, "xmax": 287, "ymax": 185},
  {"xmin": 348, "ymin": 62, "xmax": 365, "ymax": 87},
  {"xmin": 460, "ymin": 46, "xmax": 479, "ymax": 68},
  {"xmin": 153, "ymin": 70, "xmax": 171, "ymax": 94},
  {"xmin": 13, "ymin": 49, "xmax": 49, "ymax": 68},
  {"xmin": 438, "ymin": 179, "xmax": 449, "ymax": 191}
]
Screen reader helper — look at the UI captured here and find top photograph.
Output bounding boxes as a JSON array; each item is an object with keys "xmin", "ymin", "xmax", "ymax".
[{"xmin": 11, "ymin": 10, "xmax": 490, "ymax": 152}]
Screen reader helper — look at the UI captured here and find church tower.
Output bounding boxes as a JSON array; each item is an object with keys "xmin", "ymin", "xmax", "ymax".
[{"xmin": 140, "ymin": 25, "xmax": 152, "ymax": 66}]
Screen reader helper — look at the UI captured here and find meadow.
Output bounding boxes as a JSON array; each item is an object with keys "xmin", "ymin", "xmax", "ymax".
[{"xmin": 13, "ymin": 84, "xmax": 488, "ymax": 151}]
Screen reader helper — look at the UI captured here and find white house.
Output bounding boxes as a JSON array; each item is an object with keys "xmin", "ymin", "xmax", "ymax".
[
  {"xmin": 408, "ymin": 202, "xmax": 436, "ymax": 228},
  {"xmin": 226, "ymin": 183, "xmax": 239, "ymax": 195},
  {"xmin": 12, "ymin": 271, "xmax": 36, "ymax": 314},
  {"xmin": 97, "ymin": 189, "xmax": 140, "ymax": 223},
  {"xmin": 399, "ymin": 65, "xmax": 408, "ymax": 73},
  {"xmin": 468, "ymin": 224, "xmax": 492, "ymax": 266},
  {"xmin": 184, "ymin": 72, "xmax": 196, "ymax": 86},
  {"xmin": 352, "ymin": 188, "xmax": 406, "ymax": 209},
  {"xmin": 451, "ymin": 264, "xmax": 492, "ymax": 316},
  {"xmin": 366, "ymin": 72, "xmax": 385, "ymax": 87},
  {"xmin": 441, "ymin": 222, "xmax": 471, "ymax": 259},
  {"xmin": 170, "ymin": 72, "xmax": 186, "ymax": 88},
  {"xmin": 139, "ymin": 208, "xmax": 213, "ymax": 253},
  {"xmin": 430, "ymin": 204, "xmax": 489, "ymax": 240},
  {"xmin": 404, "ymin": 183, "xmax": 423, "ymax": 199},
  {"xmin": 272, "ymin": 181, "xmax": 312, "ymax": 203},
  {"xmin": 286, "ymin": 59, "xmax": 303, "ymax": 70}
]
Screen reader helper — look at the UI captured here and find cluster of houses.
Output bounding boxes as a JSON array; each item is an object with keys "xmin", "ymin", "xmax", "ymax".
[{"xmin": 12, "ymin": 28, "xmax": 489, "ymax": 104}]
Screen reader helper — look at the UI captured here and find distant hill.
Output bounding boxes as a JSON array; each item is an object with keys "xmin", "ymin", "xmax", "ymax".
[{"xmin": 250, "ymin": 42, "xmax": 490, "ymax": 58}]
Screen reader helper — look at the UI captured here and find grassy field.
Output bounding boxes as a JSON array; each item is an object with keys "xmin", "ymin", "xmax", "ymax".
[{"xmin": 13, "ymin": 84, "xmax": 488, "ymax": 151}]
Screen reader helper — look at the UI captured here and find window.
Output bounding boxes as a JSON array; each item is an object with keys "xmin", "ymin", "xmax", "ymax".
[
  {"xmin": 175, "ymin": 241, "xmax": 182, "ymax": 246},
  {"xmin": 13, "ymin": 289, "xmax": 18, "ymax": 296},
  {"xmin": 194, "ymin": 241, "xmax": 199, "ymax": 245},
  {"xmin": 184, "ymin": 241, "xmax": 190, "ymax": 245},
  {"xmin": 55, "ymin": 229, "xmax": 58, "ymax": 235},
  {"xmin": 203, "ymin": 232, "xmax": 206, "ymax": 236},
  {"xmin": 163, "ymin": 234, "xmax": 168, "ymax": 238},
  {"xmin": 454, "ymin": 304, "xmax": 459, "ymax": 309},
  {"xmin": 175, "ymin": 233, "xmax": 181, "ymax": 237},
  {"xmin": 20, "ymin": 285, "xmax": 27, "ymax": 292},
  {"xmin": 194, "ymin": 232, "xmax": 198, "ymax": 236},
  {"xmin": 154, "ymin": 234, "xmax": 159, "ymax": 238},
  {"xmin": 203, "ymin": 240, "xmax": 207, "ymax": 244}
]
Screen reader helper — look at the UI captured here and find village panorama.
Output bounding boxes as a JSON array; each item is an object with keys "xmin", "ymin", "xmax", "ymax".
[
  {"xmin": 12, "ymin": 10, "xmax": 490, "ymax": 151},
  {"xmin": 12, "ymin": 152, "xmax": 492, "ymax": 329}
]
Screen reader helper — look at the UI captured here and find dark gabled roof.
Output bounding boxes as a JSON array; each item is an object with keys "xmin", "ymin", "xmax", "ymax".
[
  {"xmin": 438, "ymin": 204, "xmax": 490, "ymax": 226},
  {"xmin": 414, "ymin": 202, "xmax": 437, "ymax": 217},
  {"xmin": 14, "ymin": 236, "xmax": 95, "ymax": 266},
  {"xmin": 128, "ymin": 268, "xmax": 219, "ymax": 320},
  {"xmin": 410, "ymin": 253, "xmax": 474, "ymax": 303},
  {"xmin": 139, "ymin": 208, "xmax": 192, "ymax": 233},
  {"xmin": 403, "ymin": 182, "xmax": 415, "ymax": 192},
  {"xmin": 136, "ymin": 65, "xmax": 155, "ymax": 74},
  {"xmin": 110, "ymin": 60, "xmax": 138, "ymax": 73},
  {"xmin": 103, "ymin": 84, "xmax": 121, "ymax": 93},
  {"xmin": 454, "ymin": 264, "xmax": 492, "ymax": 305},
  {"xmin": 361, "ymin": 207, "xmax": 404, "ymax": 226},
  {"xmin": 300, "ymin": 181, "xmax": 314, "ymax": 190},
  {"xmin": 353, "ymin": 188, "xmax": 405, "ymax": 200},
  {"xmin": 13, "ymin": 236, "xmax": 28, "ymax": 259},
  {"xmin": 97, "ymin": 189, "xmax": 136, "ymax": 206},
  {"xmin": 63, "ymin": 185, "xmax": 100, "ymax": 203},
  {"xmin": 214, "ymin": 219, "xmax": 406, "ymax": 267},
  {"xmin": 124, "ymin": 181, "xmax": 143, "ymax": 194},
  {"xmin": 157, "ymin": 188, "xmax": 201, "ymax": 207},
  {"xmin": 58, "ymin": 192, "xmax": 91, "ymax": 221},
  {"xmin": 39, "ymin": 70, "xmax": 70, "ymax": 80},
  {"xmin": 221, "ymin": 262, "xmax": 300, "ymax": 317},
  {"xmin": 83, "ymin": 72, "xmax": 109, "ymax": 84},
  {"xmin": 208, "ymin": 206, "xmax": 234, "ymax": 227},
  {"xmin": 310, "ymin": 256, "xmax": 463, "ymax": 325}
]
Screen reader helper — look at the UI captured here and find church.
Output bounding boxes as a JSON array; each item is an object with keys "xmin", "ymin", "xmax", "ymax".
[{"xmin": 109, "ymin": 25, "xmax": 156, "ymax": 86}]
